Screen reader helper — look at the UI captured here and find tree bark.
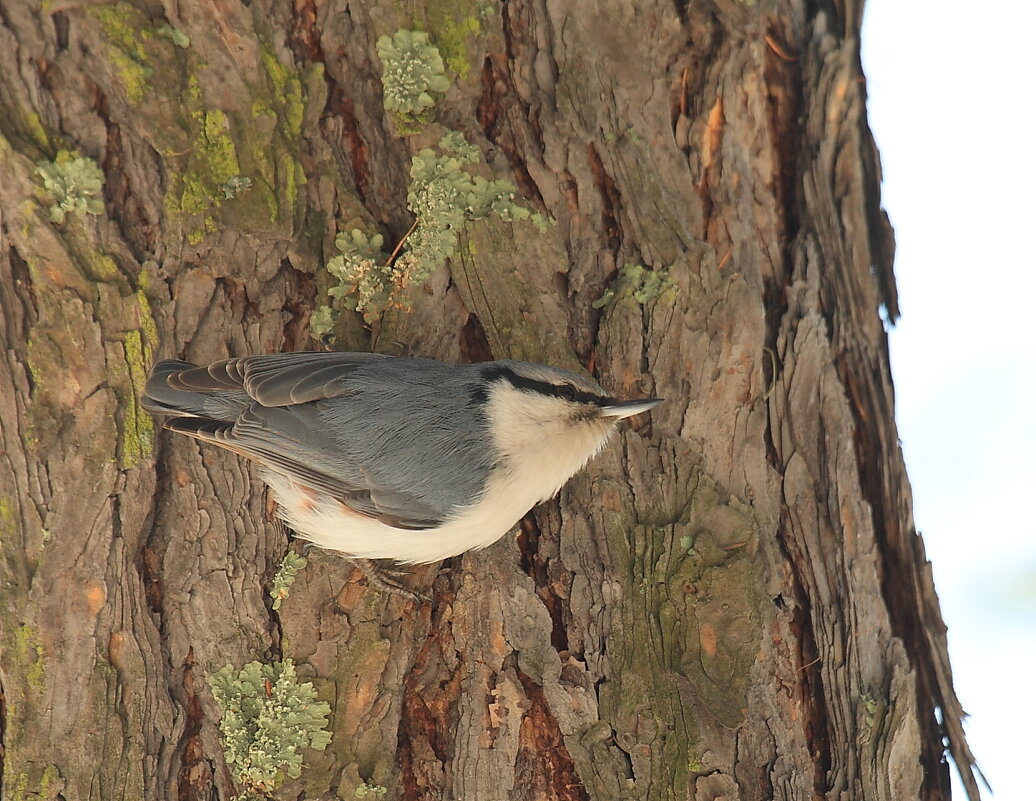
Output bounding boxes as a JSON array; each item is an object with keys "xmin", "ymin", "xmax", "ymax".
[{"xmin": 0, "ymin": 1, "xmax": 978, "ymax": 800}]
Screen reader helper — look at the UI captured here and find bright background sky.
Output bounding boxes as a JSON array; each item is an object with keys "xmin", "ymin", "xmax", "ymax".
[{"xmin": 861, "ymin": 1, "xmax": 1036, "ymax": 799}]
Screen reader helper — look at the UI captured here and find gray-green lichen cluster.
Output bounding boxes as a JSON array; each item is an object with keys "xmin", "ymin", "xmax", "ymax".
[
  {"xmin": 155, "ymin": 23, "xmax": 190, "ymax": 48},
  {"xmin": 354, "ymin": 783, "xmax": 388, "ymax": 798},
  {"xmin": 314, "ymin": 131, "xmax": 548, "ymax": 335},
  {"xmin": 270, "ymin": 551, "xmax": 307, "ymax": 610},
  {"xmin": 219, "ymin": 175, "xmax": 253, "ymax": 200},
  {"xmin": 400, "ymin": 131, "xmax": 548, "ymax": 291},
  {"xmin": 313, "ymin": 25, "xmax": 552, "ymax": 338},
  {"xmin": 35, "ymin": 151, "xmax": 105, "ymax": 224},
  {"xmin": 320, "ymin": 228, "xmax": 393, "ymax": 328},
  {"xmin": 208, "ymin": 659, "xmax": 331, "ymax": 798},
  {"xmin": 376, "ymin": 29, "xmax": 450, "ymax": 123},
  {"xmin": 593, "ymin": 262, "xmax": 675, "ymax": 308}
]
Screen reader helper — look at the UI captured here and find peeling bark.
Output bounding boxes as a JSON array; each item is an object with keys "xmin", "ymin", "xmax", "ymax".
[{"xmin": 0, "ymin": 1, "xmax": 976, "ymax": 800}]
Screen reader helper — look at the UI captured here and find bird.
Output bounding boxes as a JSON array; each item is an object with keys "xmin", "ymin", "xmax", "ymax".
[{"xmin": 142, "ymin": 352, "xmax": 660, "ymax": 587}]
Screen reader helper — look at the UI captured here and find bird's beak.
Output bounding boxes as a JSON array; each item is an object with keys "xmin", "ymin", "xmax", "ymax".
[{"xmin": 600, "ymin": 398, "xmax": 663, "ymax": 419}]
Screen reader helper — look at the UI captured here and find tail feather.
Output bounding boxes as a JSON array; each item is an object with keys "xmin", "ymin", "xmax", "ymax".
[
  {"xmin": 164, "ymin": 416, "xmax": 267, "ymax": 463},
  {"xmin": 142, "ymin": 359, "xmax": 251, "ymax": 421}
]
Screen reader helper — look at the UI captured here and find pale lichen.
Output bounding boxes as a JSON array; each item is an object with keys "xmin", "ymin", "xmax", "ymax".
[
  {"xmin": 593, "ymin": 262, "xmax": 675, "ymax": 308},
  {"xmin": 35, "ymin": 152, "xmax": 105, "ymax": 224},
  {"xmin": 377, "ymin": 29, "xmax": 451, "ymax": 125},
  {"xmin": 314, "ymin": 131, "xmax": 549, "ymax": 336},
  {"xmin": 860, "ymin": 692, "xmax": 882, "ymax": 732},
  {"xmin": 270, "ymin": 551, "xmax": 308, "ymax": 610},
  {"xmin": 219, "ymin": 175, "xmax": 253, "ymax": 200},
  {"xmin": 156, "ymin": 23, "xmax": 190, "ymax": 48},
  {"xmin": 208, "ymin": 659, "xmax": 332, "ymax": 799},
  {"xmin": 307, "ymin": 305, "xmax": 337, "ymax": 342},
  {"xmin": 315, "ymin": 228, "xmax": 392, "ymax": 333}
]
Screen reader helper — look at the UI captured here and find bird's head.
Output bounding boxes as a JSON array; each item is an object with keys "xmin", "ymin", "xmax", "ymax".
[{"xmin": 476, "ymin": 361, "xmax": 661, "ymax": 473}]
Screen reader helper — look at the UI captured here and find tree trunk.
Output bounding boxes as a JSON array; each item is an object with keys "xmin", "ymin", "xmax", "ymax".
[{"xmin": 0, "ymin": 1, "xmax": 979, "ymax": 800}]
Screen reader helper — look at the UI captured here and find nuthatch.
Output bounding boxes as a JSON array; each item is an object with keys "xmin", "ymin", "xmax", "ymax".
[{"xmin": 143, "ymin": 352, "xmax": 660, "ymax": 566}]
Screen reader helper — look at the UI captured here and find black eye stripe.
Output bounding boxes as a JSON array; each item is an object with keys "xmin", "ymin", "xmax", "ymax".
[
  {"xmin": 469, "ymin": 384, "xmax": 490, "ymax": 406},
  {"xmin": 482, "ymin": 366, "xmax": 610, "ymax": 406}
]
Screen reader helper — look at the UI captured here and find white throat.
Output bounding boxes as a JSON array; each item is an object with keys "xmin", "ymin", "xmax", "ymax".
[{"xmin": 480, "ymin": 380, "xmax": 616, "ymax": 506}]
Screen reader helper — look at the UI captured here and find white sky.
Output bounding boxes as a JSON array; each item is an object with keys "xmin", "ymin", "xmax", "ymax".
[{"xmin": 862, "ymin": 1, "xmax": 1036, "ymax": 799}]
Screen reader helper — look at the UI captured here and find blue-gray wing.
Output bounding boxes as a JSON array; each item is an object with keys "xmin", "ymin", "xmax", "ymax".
[
  {"xmin": 144, "ymin": 353, "xmax": 489, "ymax": 530},
  {"xmin": 143, "ymin": 352, "xmax": 391, "ymax": 413}
]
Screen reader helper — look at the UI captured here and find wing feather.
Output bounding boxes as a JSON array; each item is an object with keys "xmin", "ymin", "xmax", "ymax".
[
  {"xmin": 153, "ymin": 352, "xmax": 471, "ymax": 530},
  {"xmin": 240, "ymin": 352, "xmax": 390, "ymax": 406}
]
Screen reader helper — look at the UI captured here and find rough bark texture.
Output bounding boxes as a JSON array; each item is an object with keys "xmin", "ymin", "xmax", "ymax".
[{"xmin": 0, "ymin": 1, "xmax": 978, "ymax": 800}]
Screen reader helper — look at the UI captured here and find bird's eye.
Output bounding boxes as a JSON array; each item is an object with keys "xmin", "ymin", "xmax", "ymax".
[{"xmin": 558, "ymin": 384, "xmax": 577, "ymax": 401}]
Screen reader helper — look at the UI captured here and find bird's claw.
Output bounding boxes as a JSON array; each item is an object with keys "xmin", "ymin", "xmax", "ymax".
[{"xmin": 348, "ymin": 557, "xmax": 431, "ymax": 603}]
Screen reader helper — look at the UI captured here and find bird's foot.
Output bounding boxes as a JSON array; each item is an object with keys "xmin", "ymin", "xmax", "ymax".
[{"xmin": 347, "ymin": 557, "xmax": 430, "ymax": 603}]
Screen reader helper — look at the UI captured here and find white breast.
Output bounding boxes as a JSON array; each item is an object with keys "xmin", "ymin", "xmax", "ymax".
[{"xmin": 261, "ymin": 468, "xmax": 540, "ymax": 564}]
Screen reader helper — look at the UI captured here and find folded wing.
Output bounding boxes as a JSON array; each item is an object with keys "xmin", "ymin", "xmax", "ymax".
[{"xmin": 143, "ymin": 352, "xmax": 457, "ymax": 530}]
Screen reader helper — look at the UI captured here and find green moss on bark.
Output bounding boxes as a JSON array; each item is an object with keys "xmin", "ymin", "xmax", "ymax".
[
  {"xmin": 12, "ymin": 624, "xmax": 46, "ymax": 692},
  {"xmin": 425, "ymin": 3, "xmax": 484, "ymax": 80},
  {"xmin": 89, "ymin": 2, "xmax": 154, "ymax": 103},
  {"xmin": 161, "ymin": 49, "xmax": 307, "ymax": 242},
  {"xmin": 593, "ymin": 464, "xmax": 763, "ymax": 797},
  {"xmin": 119, "ymin": 330, "xmax": 154, "ymax": 467}
]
